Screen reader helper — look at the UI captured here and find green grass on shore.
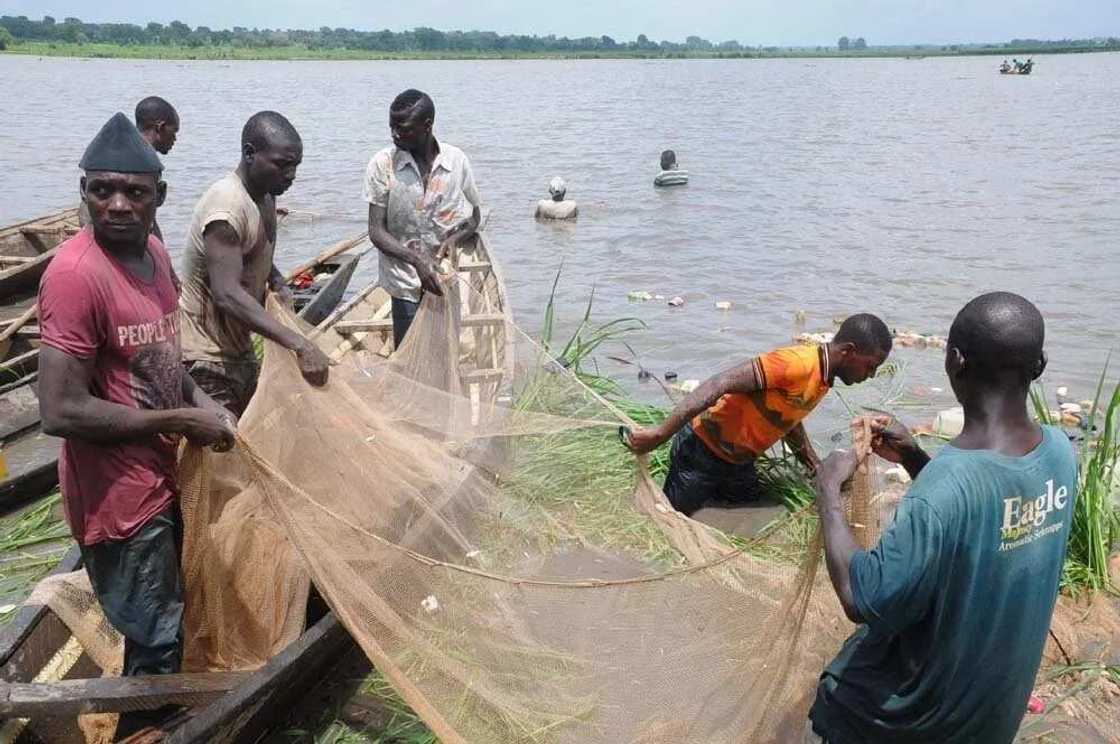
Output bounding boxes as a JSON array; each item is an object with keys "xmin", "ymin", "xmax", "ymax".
[{"xmin": 3, "ymin": 40, "xmax": 1118, "ymax": 62}]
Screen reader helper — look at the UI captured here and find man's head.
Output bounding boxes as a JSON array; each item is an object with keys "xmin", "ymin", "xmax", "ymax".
[
  {"xmin": 830, "ymin": 314, "xmax": 892, "ymax": 385},
  {"xmin": 390, "ymin": 89, "xmax": 435, "ymax": 153},
  {"xmin": 660, "ymin": 150, "xmax": 677, "ymax": 170},
  {"xmin": 946, "ymin": 292, "xmax": 1045, "ymax": 403},
  {"xmin": 79, "ymin": 112, "xmax": 165, "ymax": 251},
  {"xmin": 548, "ymin": 176, "xmax": 567, "ymax": 202},
  {"xmin": 241, "ymin": 111, "xmax": 302, "ymax": 196},
  {"xmin": 134, "ymin": 96, "xmax": 179, "ymax": 155}
]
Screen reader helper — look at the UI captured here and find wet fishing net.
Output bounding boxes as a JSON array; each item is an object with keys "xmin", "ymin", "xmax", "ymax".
[
  {"xmin": 30, "ymin": 243, "xmax": 907, "ymax": 743},
  {"xmin": 178, "ymin": 262, "xmax": 897, "ymax": 743}
]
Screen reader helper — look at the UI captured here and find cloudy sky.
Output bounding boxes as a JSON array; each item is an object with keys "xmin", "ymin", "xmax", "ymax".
[{"xmin": 0, "ymin": 0, "xmax": 1114, "ymax": 46}]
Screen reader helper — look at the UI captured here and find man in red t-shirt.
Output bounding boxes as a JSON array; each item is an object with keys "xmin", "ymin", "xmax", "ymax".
[{"xmin": 38, "ymin": 112, "xmax": 233, "ymax": 738}]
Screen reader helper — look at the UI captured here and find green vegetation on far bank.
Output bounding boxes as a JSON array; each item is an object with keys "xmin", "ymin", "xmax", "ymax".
[
  {"xmin": 1, "ymin": 15, "xmax": 1118, "ymax": 62},
  {"xmin": 4, "ymin": 39, "xmax": 1119, "ymax": 62}
]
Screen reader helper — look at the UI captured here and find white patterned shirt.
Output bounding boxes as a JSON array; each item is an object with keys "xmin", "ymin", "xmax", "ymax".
[{"xmin": 363, "ymin": 141, "xmax": 481, "ymax": 302}]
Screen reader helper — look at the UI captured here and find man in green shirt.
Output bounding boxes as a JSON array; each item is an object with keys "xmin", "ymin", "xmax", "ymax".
[{"xmin": 810, "ymin": 292, "xmax": 1077, "ymax": 743}]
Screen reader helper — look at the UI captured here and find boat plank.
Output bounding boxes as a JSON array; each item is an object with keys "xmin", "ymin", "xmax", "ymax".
[
  {"xmin": 0, "ymin": 671, "xmax": 251, "ymax": 717},
  {"xmin": 0, "ymin": 424, "xmax": 61, "ymax": 511},
  {"xmin": 166, "ymin": 614, "xmax": 352, "ymax": 744}
]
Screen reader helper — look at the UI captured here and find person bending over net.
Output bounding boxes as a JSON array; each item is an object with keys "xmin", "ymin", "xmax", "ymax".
[
  {"xmin": 364, "ymin": 89, "xmax": 482, "ymax": 347},
  {"xmin": 625, "ymin": 314, "xmax": 892, "ymax": 515},
  {"xmin": 808, "ymin": 292, "xmax": 1076, "ymax": 744},
  {"xmin": 179, "ymin": 111, "xmax": 330, "ymax": 416}
]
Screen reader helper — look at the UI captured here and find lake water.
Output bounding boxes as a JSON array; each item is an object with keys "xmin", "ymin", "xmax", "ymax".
[{"xmin": 2, "ymin": 52, "xmax": 1118, "ymax": 440}]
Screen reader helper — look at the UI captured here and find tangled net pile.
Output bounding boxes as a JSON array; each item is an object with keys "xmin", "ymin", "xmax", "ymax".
[{"xmin": 35, "ymin": 259, "xmax": 895, "ymax": 743}]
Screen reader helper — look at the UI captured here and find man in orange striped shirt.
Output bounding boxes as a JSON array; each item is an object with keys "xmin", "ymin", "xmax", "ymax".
[{"xmin": 626, "ymin": 314, "xmax": 892, "ymax": 515}]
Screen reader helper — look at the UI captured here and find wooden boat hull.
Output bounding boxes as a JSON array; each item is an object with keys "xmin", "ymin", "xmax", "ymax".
[
  {"xmin": 0, "ymin": 382, "xmax": 60, "ymax": 514},
  {"xmin": 289, "ymin": 252, "xmax": 362, "ymax": 327},
  {"xmin": 0, "ymin": 230, "xmax": 509, "ymax": 743},
  {"xmin": 0, "ymin": 210, "xmax": 80, "ymax": 301}
]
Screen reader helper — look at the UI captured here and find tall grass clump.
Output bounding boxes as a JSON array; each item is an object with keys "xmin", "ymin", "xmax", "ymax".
[
  {"xmin": 1031, "ymin": 361, "xmax": 1120, "ymax": 593},
  {"xmin": 0, "ymin": 491, "xmax": 71, "ymax": 623}
]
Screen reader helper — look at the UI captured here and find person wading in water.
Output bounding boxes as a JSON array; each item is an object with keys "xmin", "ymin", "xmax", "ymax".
[{"xmin": 625, "ymin": 314, "xmax": 892, "ymax": 515}]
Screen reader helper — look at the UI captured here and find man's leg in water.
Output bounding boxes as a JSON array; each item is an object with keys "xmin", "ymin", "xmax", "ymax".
[{"xmin": 662, "ymin": 423, "xmax": 728, "ymax": 515}]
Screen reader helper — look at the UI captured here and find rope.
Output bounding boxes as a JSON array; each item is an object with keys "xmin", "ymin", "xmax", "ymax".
[{"xmin": 232, "ymin": 432, "xmax": 766, "ymax": 590}]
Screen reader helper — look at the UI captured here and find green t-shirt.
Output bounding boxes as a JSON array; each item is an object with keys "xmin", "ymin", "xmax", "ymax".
[{"xmin": 810, "ymin": 425, "xmax": 1077, "ymax": 744}]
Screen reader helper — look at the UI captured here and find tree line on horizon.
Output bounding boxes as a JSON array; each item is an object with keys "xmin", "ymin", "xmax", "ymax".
[{"xmin": 1, "ymin": 14, "xmax": 1118, "ymax": 55}]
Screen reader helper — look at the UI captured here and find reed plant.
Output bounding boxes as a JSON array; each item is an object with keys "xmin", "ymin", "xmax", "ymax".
[
  {"xmin": 0, "ymin": 491, "xmax": 71, "ymax": 623},
  {"xmin": 1031, "ymin": 361, "xmax": 1120, "ymax": 593}
]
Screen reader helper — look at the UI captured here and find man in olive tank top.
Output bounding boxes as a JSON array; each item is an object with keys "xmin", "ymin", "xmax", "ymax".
[{"xmin": 179, "ymin": 111, "xmax": 330, "ymax": 415}]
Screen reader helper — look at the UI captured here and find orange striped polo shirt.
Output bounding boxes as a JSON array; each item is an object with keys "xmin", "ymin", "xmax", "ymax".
[{"xmin": 692, "ymin": 345, "xmax": 830, "ymax": 464}]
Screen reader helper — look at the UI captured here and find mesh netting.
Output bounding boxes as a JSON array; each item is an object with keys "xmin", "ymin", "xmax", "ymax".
[{"xmin": 31, "ymin": 243, "xmax": 904, "ymax": 743}]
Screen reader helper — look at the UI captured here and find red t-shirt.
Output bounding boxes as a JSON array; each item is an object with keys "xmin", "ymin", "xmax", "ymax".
[{"xmin": 38, "ymin": 226, "xmax": 183, "ymax": 546}]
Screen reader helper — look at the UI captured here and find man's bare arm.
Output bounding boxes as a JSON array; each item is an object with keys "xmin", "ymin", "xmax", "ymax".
[
  {"xmin": 783, "ymin": 422, "xmax": 821, "ymax": 472},
  {"xmin": 204, "ymin": 221, "xmax": 330, "ymax": 386},
  {"xmin": 626, "ymin": 360, "xmax": 762, "ymax": 454},
  {"xmin": 815, "ymin": 449, "xmax": 864, "ymax": 623},
  {"xmin": 367, "ymin": 204, "xmax": 443, "ymax": 296},
  {"xmin": 40, "ymin": 346, "xmax": 227, "ymax": 447},
  {"xmin": 181, "ymin": 373, "xmax": 236, "ymax": 450},
  {"xmin": 204, "ymin": 222, "xmax": 307, "ymax": 351}
]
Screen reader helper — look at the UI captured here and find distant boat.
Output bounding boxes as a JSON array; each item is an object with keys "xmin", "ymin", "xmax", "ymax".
[{"xmin": 1000, "ymin": 60, "xmax": 1033, "ymax": 75}]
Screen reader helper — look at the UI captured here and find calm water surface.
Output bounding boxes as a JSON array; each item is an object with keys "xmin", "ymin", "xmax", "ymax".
[{"xmin": 1, "ymin": 53, "xmax": 1117, "ymax": 439}]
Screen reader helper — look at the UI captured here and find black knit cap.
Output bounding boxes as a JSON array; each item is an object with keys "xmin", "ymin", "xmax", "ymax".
[{"xmin": 79, "ymin": 112, "xmax": 163, "ymax": 174}]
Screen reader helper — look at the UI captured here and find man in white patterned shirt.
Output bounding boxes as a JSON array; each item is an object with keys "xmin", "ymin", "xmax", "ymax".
[{"xmin": 363, "ymin": 89, "xmax": 482, "ymax": 347}]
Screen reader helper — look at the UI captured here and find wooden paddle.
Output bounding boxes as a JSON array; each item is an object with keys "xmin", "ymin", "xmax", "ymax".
[{"xmin": 0, "ymin": 304, "xmax": 36, "ymax": 361}]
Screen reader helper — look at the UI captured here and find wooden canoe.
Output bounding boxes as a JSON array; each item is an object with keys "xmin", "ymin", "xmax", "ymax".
[
  {"xmin": 0, "ymin": 209, "xmax": 81, "ymax": 303},
  {"xmin": 284, "ymin": 234, "xmax": 367, "ymax": 326},
  {"xmin": 0, "ymin": 230, "xmax": 510, "ymax": 743},
  {"xmin": 0, "ymin": 209, "xmax": 81, "ymax": 370},
  {"xmin": 0, "ymin": 233, "xmax": 368, "ymax": 517},
  {"xmin": 0, "ymin": 382, "xmax": 61, "ymax": 514},
  {"xmin": 314, "ymin": 231, "xmax": 513, "ymax": 408}
]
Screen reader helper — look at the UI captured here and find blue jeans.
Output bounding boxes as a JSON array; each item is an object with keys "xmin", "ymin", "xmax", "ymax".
[{"xmin": 391, "ymin": 296, "xmax": 421, "ymax": 348}]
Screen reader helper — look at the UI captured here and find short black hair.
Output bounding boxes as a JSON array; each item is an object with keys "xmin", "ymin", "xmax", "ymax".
[
  {"xmin": 391, "ymin": 89, "xmax": 435, "ymax": 120},
  {"xmin": 241, "ymin": 111, "xmax": 301, "ymax": 153},
  {"xmin": 134, "ymin": 96, "xmax": 178, "ymax": 130},
  {"xmin": 834, "ymin": 314, "xmax": 892, "ymax": 355},
  {"xmin": 949, "ymin": 292, "xmax": 1044, "ymax": 382},
  {"xmin": 660, "ymin": 150, "xmax": 676, "ymax": 170}
]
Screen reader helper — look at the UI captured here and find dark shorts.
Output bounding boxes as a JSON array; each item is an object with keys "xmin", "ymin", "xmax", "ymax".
[
  {"xmin": 391, "ymin": 296, "xmax": 421, "ymax": 348},
  {"xmin": 184, "ymin": 357, "xmax": 259, "ymax": 416},
  {"xmin": 662, "ymin": 423, "xmax": 761, "ymax": 515}
]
